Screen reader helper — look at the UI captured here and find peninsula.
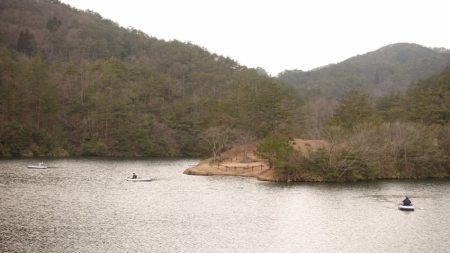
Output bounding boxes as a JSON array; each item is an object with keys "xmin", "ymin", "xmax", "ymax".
[{"xmin": 184, "ymin": 139, "xmax": 330, "ymax": 182}]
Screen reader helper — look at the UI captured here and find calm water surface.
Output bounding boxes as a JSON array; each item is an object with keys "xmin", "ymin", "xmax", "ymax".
[{"xmin": 1, "ymin": 159, "xmax": 449, "ymax": 252}]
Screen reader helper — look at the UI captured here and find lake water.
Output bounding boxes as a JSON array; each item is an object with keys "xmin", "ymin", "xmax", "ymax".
[{"xmin": 1, "ymin": 159, "xmax": 449, "ymax": 253}]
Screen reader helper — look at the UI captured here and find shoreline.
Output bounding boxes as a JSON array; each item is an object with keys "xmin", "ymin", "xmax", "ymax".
[
  {"xmin": 183, "ymin": 158, "xmax": 275, "ymax": 179},
  {"xmin": 184, "ymin": 159, "xmax": 450, "ymax": 183},
  {"xmin": 184, "ymin": 138, "xmax": 331, "ymax": 182}
]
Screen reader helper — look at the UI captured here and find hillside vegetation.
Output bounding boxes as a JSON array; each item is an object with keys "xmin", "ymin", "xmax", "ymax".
[
  {"xmin": 0, "ymin": 0, "xmax": 299, "ymax": 157},
  {"xmin": 265, "ymin": 67, "xmax": 450, "ymax": 182},
  {"xmin": 278, "ymin": 43, "xmax": 450, "ymax": 97}
]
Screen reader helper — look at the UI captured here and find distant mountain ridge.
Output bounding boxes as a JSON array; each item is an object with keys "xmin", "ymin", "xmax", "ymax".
[{"xmin": 278, "ymin": 43, "xmax": 450, "ymax": 97}]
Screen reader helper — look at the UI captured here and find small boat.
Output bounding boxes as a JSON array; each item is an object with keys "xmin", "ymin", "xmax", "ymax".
[
  {"xmin": 27, "ymin": 162, "xmax": 48, "ymax": 169},
  {"xmin": 398, "ymin": 204, "xmax": 414, "ymax": 211},
  {"xmin": 126, "ymin": 178, "xmax": 154, "ymax": 182}
]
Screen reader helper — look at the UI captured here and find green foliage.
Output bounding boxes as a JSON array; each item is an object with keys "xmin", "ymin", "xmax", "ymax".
[
  {"xmin": 16, "ymin": 30, "xmax": 36, "ymax": 56},
  {"xmin": 0, "ymin": 123, "xmax": 32, "ymax": 156},
  {"xmin": 407, "ymin": 66, "xmax": 450, "ymax": 125},
  {"xmin": 82, "ymin": 139, "xmax": 108, "ymax": 156},
  {"xmin": 30, "ymin": 130, "xmax": 64, "ymax": 156},
  {"xmin": 375, "ymin": 92, "xmax": 407, "ymax": 121},
  {"xmin": 46, "ymin": 16, "xmax": 61, "ymax": 32},
  {"xmin": 256, "ymin": 134, "xmax": 294, "ymax": 171},
  {"xmin": 327, "ymin": 90, "xmax": 381, "ymax": 131},
  {"xmin": 375, "ymin": 66, "xmax": 450, "ymax": 125},
  {"xmin": 235, "ymin": 80, "xmax": 295, "ymax": 137},
  {"xmin": 282, "ymin": 148, "xmax": 331, "ymax": 182},
  {"xmin": 111, "ymin": 128, "xmax": 168, "ymax": 157}
]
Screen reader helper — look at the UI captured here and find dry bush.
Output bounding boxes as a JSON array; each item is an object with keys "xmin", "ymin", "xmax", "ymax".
[{"xmin": 333, "ymin": 122, "xmax": 450, "ymax": 179}]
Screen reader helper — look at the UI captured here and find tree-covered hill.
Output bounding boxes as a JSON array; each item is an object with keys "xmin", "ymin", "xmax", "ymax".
[
  {"xmin": 278, "ymin": 43, "xmax": 450, "ymax": 97},
  {"xmin": 0, "ymin": 0, "xmax": 300, "ymax": 157},
  {"xmin": 267, "ymin": 66, "xmax": 450, "ymax": 182}
]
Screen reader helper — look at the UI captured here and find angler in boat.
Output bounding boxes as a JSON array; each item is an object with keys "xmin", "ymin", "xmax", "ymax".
[
  {"xmin": 402, "ymin": 196, "xmax": 412, "ymax": 206},
  {"xmin": 399, "ymin": 196, "xmax": 414, "ymax": 211},
  {"xmin": 126, "ymin": 173, "xmax": 153, "ymax": 182}
]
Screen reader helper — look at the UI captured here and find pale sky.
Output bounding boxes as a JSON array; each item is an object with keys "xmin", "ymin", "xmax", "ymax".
[{"xmin": 60, "ymin": 0, "xmax": 450, "ymax": 76}]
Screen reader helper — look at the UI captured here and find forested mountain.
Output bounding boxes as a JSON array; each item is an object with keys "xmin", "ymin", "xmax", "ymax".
[
  {"xmin": 0, "ymin": 0, "xmax": 300, "ymax": 157},
  {"xmin": 278, "ymin": 43, "xmax": 450, "ymax": 97}
]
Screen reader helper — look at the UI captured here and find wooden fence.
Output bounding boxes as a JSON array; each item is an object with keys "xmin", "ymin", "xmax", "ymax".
[{"xmin": 216, "ymin": 163, "xmax": 265, "ymax": 172}]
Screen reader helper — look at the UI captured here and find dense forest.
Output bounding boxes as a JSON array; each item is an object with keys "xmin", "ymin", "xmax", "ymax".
[
  {"xmin": 0, "ymin": 0, "xmax": 449, "ymax": 181},
  {"xmin": 0, "ymin": 0, "xmax": 299, "ymax": 157}
]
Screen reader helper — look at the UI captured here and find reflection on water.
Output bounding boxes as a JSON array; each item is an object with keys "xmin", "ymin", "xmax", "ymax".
[{"xmin": 1, "ymin": 158, "xmax": 449, "ymax": 252}]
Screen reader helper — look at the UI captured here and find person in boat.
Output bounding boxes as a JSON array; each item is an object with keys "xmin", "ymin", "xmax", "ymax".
[
  {"xmin": 131, "ymin": 173, "xmax": 137, "ymax": 179},
  {"xmin": 402, "ymin": 196, "xmax": 412, "ymax": 206}
]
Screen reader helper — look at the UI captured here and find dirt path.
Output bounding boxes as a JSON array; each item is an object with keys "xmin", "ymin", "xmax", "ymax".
[{"xmin": 183, "ymin": 138, "xmax": 329, "ymax": 181}]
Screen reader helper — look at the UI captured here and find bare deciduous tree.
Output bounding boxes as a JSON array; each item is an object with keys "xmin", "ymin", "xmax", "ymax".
[
  {"xmin": 201, "ymin": 126, "xmax": 232, "ymax": 163},
  {"xmin": 301, "ymin": 97, "xmax": 337, "ymax": 139}
]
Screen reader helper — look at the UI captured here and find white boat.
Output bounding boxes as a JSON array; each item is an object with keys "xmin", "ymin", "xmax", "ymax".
[
  {"xmin": 398, "ymin": 204, "xmax": 414, "ymax": 211},
  {"xmin": 27, "ymin": 162, "xmax": 48, "ymax": 169},
  {"xmin": 126, "ymin": 178, "xmax": 154, "ymax": 182}
]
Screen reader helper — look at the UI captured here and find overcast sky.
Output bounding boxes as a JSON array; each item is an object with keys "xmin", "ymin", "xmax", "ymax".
[{"xmin": 60, "ymin": 0, "xmax": 450, "ymax": 76}]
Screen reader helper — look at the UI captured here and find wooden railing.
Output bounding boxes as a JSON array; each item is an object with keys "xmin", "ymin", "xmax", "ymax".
[{"xmin": 216, "ymin": 164, "xmax": 265, "ymax": 172}]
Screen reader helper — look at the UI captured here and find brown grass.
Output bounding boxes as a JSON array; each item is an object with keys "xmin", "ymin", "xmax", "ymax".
[{"xmin": 184, "ymin": 138, "xmax": 330, "ymax": 181}]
